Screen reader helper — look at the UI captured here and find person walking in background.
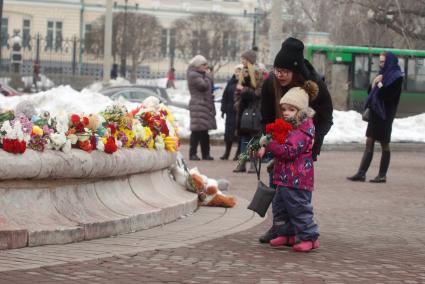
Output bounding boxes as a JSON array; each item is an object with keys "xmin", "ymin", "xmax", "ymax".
[
  {"xmin": 167, "ymin": 67, "xmax": 176, "ymax": 89},
  {"xmin": 259, "ymin": 37, "xmax": 333, "ymax": 244},
  {"xmin": 220, "ymin": 64, "xmax": 243, "ymax": 160},
  {"xmin": 347, "ymin": 52, "xmax": 403, "ymax": 183},
  {"xmin": 110, "ymin": 63, "xmax": 118, "ymax": 80},
  {"xmin": 258, "ymin": 82, "xmax": 320, "ymax": 252},
  {"xmin": 233, "ymin": 49, "xmax": 265, "ymax": 173},
  {"xmin": 187, "ymin": 55, "xmax": 216, "ymax": 161}
]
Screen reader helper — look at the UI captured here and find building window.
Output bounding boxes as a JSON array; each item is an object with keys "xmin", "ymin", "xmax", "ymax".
[
  {"xmin": 84, "ymin": 24, "xmax": 92, "ymax": 36},
  {"xmin": 160, "ymin": 28, "xmax": 176, "ymax": 58},
  {"xmin": 22, "ymin": 19, "xmax": 31, "ymax": 49},
  {"xmin": 1, "ymin": 18, "xmax": 8, "ymax": 47},
  {"xmin": 46, "ymin": 20, "xmax": 63, "ymax": 51},
  {"xmin": 83, "ymin": 23, "xmax": 92, "ymax": 51},
  {"xmin": 160, "ymin": 28, "xmax": 167, "ymax": 57},
  {"xmin": 223, "ymin": 31, "xmax": 238, "ymax": 60},
  {"xmin": 170, "ymin": 28, "xmax": 176, "ymax": 58},
  {"xmin": 191, "ymin": 30, "xmax": 207, "ymax": 57}
]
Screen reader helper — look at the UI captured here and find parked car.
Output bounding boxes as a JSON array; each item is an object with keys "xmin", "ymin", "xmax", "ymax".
[
  {"xmin": 0, "ymin": 84, "xmax": 21, "ymax": 97},
  {"xmin": 100, "ymin": 85, "xmax": 188, "ymax": 109}
]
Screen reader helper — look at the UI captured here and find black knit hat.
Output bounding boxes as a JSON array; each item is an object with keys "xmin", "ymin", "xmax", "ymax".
[{"xmin": 273, "ymin": 37, "xmax": 306, "ymax": 74}]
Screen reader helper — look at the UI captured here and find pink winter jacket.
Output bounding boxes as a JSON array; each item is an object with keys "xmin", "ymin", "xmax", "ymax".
[{"xmin": 266, "ymin": 118, "xmax": 315, "ymax": 192}]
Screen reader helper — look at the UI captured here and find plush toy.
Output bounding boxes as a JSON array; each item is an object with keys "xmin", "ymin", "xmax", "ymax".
[
  {"xmin": 15, "ymin": 100, "xmax": 37, "ymax": 119},
  {"xmin": 86, "ymin": 114, "xmax": 101, "ymax": 131},
  {"xmin": 169, "ymin": 153, "xmax": 236, "ymax": 208}
]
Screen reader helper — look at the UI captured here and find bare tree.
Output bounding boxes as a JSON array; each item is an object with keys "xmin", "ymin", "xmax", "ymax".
[
  {"xmin": 172, "ymin": 12, "xmax": 242, "ymax": 73},
  {"xmin": 85, "ymin": 12, "xmax": 162, "ymax": 82},
  {"xmin": 337, "ymin": 0, "xmax": 425, "ymax": 48}
]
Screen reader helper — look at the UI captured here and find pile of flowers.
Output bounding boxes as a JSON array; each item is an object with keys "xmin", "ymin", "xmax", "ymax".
[{"xmin": 0, "ymin": 96, "xmax": 180, "ymax": 155}]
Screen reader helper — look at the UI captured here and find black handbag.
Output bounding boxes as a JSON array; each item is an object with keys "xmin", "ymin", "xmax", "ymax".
[
  {"xmin": 362, "ymin": 107, "xmax": 370, "ymax": 122},
  {"xmin": 247, "ymin": 157, "xmax": 276, "ymax": 217},
  {"xmin": 240, "ymin": 105, "xmax": 262, "ymax": 133}
]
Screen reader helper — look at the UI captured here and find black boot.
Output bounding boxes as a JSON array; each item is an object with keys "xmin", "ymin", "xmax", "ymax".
[
  {"xmin": 347, "ymin": 151, "xmax": 373, "ymax": 182},
  {"xmin": 259, "ymin": 226, "xmax": 277, "ymax": 243},
  {"xmin": 370, "ymin": 151, "xmax": 390, "ymax": 183},
  {"xmin": 200, "ymin": 131, "xmax": 213, "ymax": 160},
  {"xmin": 189, "ymin": 131, "xmax": 200, "ymax": 160},
  {"xmin": 220, "ymin": 140, "xmax": 232, "ymax": 160}
]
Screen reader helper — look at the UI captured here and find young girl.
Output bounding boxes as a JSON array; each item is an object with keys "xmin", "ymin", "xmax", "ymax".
[{"xmin": 258, "ymin": 81, "xmax": 319, "ymax": 252}]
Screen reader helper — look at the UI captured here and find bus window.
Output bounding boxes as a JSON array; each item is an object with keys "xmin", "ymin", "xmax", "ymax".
[
  {"xmin": 398, "ymin": 57, "xmax": 405, "ymax": 73},
  {"xmin": 312, "ymin": 53, "xmax": 326, "ymax": 77},
  {"xmin": 370, "ymin": 55, "xmax": 380, "ymax": 83},
  {"xmin": 354, "ymin": 55, "xmax": 369, "ymax": 89},
  {"xmin": 407, "ymin": 58, "xmax": 425, "ymax": 92}
]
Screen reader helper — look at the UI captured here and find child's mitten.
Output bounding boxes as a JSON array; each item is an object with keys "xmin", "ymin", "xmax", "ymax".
[{"xmin": 259, "ymin": 134, "xmax": 270, "ymax": 147}]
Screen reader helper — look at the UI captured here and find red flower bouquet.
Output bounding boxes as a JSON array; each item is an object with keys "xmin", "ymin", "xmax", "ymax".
[
  {"xmin": 265, "ymin": 118, "xmax": 293, "ymax": 144},
  {"xmin": 2, "ymin": 138, "xmax": 26, "ymax": 154},
  {"xmin": 104, "ymin": 136, "xmax": 118, "ymax": 154}
]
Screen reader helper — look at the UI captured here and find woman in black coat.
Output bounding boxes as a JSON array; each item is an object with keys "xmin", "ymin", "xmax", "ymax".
[
  {"xmin": 347, "ymin": 51, "xmax": 403, "ymax": 183},
  {"xmin": 258, "ymin": 37, "xmax": 334, "ymax": 244},
  {"xmin": 261, "ymin": 38, "xmax": 333, "ymax": 161},
  {"xmin": 220, "ymin": 64, "xmax": 243, "ymax": 160}
]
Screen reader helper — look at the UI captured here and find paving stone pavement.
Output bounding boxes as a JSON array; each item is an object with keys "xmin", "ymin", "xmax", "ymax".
[{"xmin": 1, "ymin": 144, "xmax": 425, "ymax": 283}]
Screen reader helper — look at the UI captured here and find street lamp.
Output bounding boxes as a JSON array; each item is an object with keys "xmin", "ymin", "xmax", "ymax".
[
  {"xmin": 120, "ymin": 0, "xmax": 128, "ymax": 78},
  {"xmin": 252, "ymin": 7, "xmax": 258, "ymax": 49}
]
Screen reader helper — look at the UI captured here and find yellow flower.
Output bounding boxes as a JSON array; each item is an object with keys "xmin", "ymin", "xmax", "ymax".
[
  {"xmin": 143, "ymin": 126, "xmax": 155, "ymax": 149},
  {"xmin": 164, "ymin": 136, "xmax": 179, "ymax": 152},
  {"xmin": 31, "ymin": 125, "xmax": 43, "ymax": 136},
  {"xmin": 164, "ymin": 106, "xmax": 175, "ymax": 124},
  {"xmin": 122, "ymin": 128, "xmax": 135, "ymax": 147}
]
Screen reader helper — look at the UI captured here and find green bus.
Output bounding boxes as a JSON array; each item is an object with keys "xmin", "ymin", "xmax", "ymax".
[{"xmin": 305, "ymin": 44, "xmax": 425, "ymax": 117}]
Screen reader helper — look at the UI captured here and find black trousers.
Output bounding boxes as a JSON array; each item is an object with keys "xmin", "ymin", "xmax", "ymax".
[{"xmin": 189, "ymin": 130, "xmax": 210, "ymax": 158}]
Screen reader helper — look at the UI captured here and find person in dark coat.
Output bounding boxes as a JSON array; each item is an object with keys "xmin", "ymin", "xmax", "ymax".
[
  {"xmin": 220, "ymin": 64, "xmax": 243, "ymax": 160},
  {"xmin": 258, "ymin": 37, "xmax": 333, "ymax": 244},
  {"xmin": 110, "ymin": 63, "xmax": 118, "ymax": 80},
  {"xmin": 347, "ymin": 51, "xmax": 403, "ymax": 183},
  {"xmin": 187, "ymin": 55, "xmax": 217, "ymax": 161},
  {"xmin": 261, "ymin": 38, "xmax": 333, "ymax": 161},
  {"xmin": 232, "ymin": 49, "xmax": 265, "ymax": 173}
]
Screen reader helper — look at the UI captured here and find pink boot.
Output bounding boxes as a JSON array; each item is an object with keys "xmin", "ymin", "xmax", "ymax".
[
  {"xmin": 293, "ymin": 239, "xmax": 319, "ymax": 252},
  {"xmin": 270, "ymin": 235, "xmax": 296, "ymax": 247}
]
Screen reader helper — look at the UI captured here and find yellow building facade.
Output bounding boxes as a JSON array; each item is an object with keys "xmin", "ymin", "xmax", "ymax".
[{"xmin": 2, "ymin": 0, "xmax": 259, "ymax": 80}]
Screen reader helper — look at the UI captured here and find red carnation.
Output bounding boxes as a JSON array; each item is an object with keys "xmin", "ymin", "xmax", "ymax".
[
  {"xmin": 265, "ymin": 118, "xmax": 293, "ymax": 145},
  {"xmin": 131, "ymin": 106, "xmax": 142, "ymax": 116},
  {"xmin": 108, "ymin": 123, "xmax": 117, "ymax": 135},
  {"xmin": 18, "ymin": 140, "xmax": 26, "ymax": 153},
  {"xmin": 143, "ymin": 112, "xmax": 152, "ymax": 122},
  {"xmin": 91, "ymin": 135, "xmax": 97, "ymax": 150},
  {"xmin": 2, "ymin": 138, "xmax": 26, "ymax": 154},
  {"xmin": 104, "ymin": 136, "xmax": 117, "ymax": 154},
  {"xmin": 77, "ymin": 140, "xmax": 92, "ymax": 152},
  {"xmin": 71, "ymin": 114, "xmax": 80, "ymax": 125},
  {"xmin": 159, "ymin": 120, "xmax": 169, "ymax": 136},
  {"xmin": 76, "ymin": 122, "xmax": 85, "ymax": 133},
  {"xmin": 82, "ymin": 116, "xmax": 89, "ymax": 126}
]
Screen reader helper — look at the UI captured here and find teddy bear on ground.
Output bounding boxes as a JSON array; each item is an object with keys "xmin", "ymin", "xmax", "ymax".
[{"xmin": 169, "ymin": 153, "xmax": 236, "ymax": 208}]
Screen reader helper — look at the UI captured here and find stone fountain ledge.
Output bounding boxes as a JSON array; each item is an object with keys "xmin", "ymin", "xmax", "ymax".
[{"xmin": 0, "ymin": 148, "xmax": 198, "ymax": 250}]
